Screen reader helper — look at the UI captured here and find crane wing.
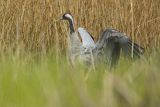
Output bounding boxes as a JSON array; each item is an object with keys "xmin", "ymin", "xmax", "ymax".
[
  {"xmin": 95, "ymin": 28, "xmax": 144, "ymax": 67},
  {"xmin": 78, "ymin": 27, "xmax": 95, "ymax": 49}
]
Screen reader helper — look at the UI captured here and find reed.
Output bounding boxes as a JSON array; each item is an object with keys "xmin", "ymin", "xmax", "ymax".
[
  {"xmin": 0, "ymin": 1, "xmax": 160, "ymax": 107},
  {"xmin": 0, "ymin": 0, "xmax": 160, "ymax": 53}
]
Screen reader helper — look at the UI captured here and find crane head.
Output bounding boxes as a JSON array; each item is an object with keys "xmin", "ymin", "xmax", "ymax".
[{"xmin": 60, "ymin": 13, "xmax": 74, "ymax": 22}]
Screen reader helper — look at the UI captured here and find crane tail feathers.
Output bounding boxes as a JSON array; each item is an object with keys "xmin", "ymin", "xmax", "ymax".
[{"xmin": 124, "ymin": 40, "xmax": 144, "ymax": 58}]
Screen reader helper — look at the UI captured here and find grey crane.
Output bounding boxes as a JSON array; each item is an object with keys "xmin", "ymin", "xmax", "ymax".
[
  {"xmin": 60, "ymin": 13, "xmax": 144, "ymax": 68},
  {"xmin": 60, "ymin": 13, "xmax": 95, "ymax": 65},
  {"xmin": 94, "ymin": 28, "xmax": 144, "ymax": 67}
]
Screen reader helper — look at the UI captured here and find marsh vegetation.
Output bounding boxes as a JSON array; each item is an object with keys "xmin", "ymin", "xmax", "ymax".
[{"xmin": 0, "ymin": 0, "xmax": 160, "ymax": 107}]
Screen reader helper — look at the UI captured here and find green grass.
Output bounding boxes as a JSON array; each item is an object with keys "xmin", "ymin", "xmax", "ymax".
[{"xmin": 0, "ymin": 50, "xmax": 160, "ymax": 107}]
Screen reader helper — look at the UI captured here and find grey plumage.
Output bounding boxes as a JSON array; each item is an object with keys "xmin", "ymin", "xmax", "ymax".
[
  {"xmin": 60, "ymin": 13, "xmax": 144, "ymax": 68},
  {"xmin": 68, "ymin": 32, "xmax": 82, "ymax": 65},
  {"xmin": 94, "ymin": 28, "xmax": 144, "ymax": 67},
  {"xmin": 60, "ymin": 13, "xmax": 94, "ymax": 65}
]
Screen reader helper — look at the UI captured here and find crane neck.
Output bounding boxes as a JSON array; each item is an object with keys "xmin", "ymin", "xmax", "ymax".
[{"xmin": 68, "ymin": 19, "xmax": 75, "ymax": 34}]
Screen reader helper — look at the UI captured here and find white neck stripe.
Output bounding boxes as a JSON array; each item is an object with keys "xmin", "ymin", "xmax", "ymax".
[{"xmin": 65, "ymin": 14, "xmax": 74, "ymax": 22}]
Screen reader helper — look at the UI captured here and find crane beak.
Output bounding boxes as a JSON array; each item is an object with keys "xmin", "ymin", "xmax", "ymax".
[
  {"xmin": 53, "ymin": 16, "xmax": 63, "ymax": 22},
  {"xmin": 59, "ymin": 18, "xmax": 63, "ymax": 21},
  {"xmin": 58, "ymin": 15, "xmax": 63, "ymax": 21},
  {"xmin": 59, "ymin": 16, "xmax": 63, "ymax": 19}
]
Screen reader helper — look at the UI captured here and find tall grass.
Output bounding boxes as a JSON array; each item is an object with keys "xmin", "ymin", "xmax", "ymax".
[
  {"xmin": 0, "ymin": 0, "xmax": 160, "ymax": 53},
  {"xmin": 0, "ymin": 50, "xmax": 160, "ymax": 107},
  {"xmin": 0, "ymin": 0, "xmax": 160, "ymax": 107}
]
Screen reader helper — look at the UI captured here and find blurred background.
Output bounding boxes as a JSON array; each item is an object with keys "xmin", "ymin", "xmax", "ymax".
[
  {"xmin": 0, "ymin": 0, "xmax": 160, "ymax": 54},
  {"xmin": 0, "ymin": 0, "xmax": 160, "ymax": 107}
]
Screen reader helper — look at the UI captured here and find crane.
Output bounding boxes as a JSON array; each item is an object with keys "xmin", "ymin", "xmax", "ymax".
[{"xmin": 60, "ymin": 13, "xmax": 144, "ymax": 68}]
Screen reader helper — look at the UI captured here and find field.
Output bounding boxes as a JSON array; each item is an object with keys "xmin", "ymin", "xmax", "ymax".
[{"xmin": 0, "ymin": 0, "xmax": 160, "ymax": 107}]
